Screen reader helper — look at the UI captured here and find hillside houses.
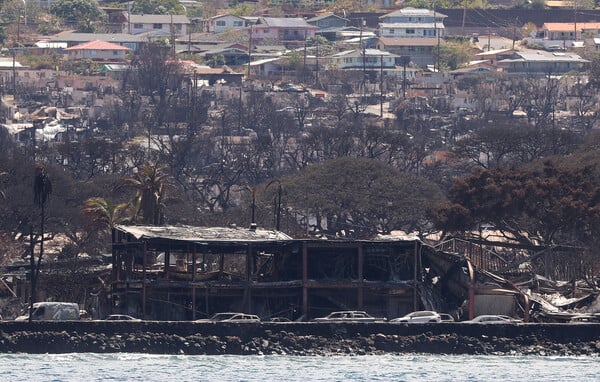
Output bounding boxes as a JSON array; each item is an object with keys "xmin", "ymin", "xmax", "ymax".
[
  {"xmin": 123, "ymin": 13, "xmax": 191, "ymax": 37},
  {"xmin": 65, "ymin": 40, "xmax": 130, "ymax": 62}
]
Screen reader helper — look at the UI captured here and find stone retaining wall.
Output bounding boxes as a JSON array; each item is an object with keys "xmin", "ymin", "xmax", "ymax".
[{"xmin": 1, "ymin": 322, "xmax": 599, "ymax": 356}]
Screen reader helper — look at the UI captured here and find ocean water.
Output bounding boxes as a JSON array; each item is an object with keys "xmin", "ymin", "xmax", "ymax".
[{"xmin": 0, "ymin": 353, "xmax": 598, "ymax": 381}]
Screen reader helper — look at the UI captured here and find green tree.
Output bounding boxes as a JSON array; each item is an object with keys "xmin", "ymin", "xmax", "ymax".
[
  {"xmin": 433, "ymin": 157, "xmax": 600, "ymax": 249},
  {"xmin": 81, "ymin": 197, "xmax": 131, "ymax": 234},
  {"xmin": 121, "ymin": 163, "xmax": 175, "ymax": 225},
  {"xmin": 438, "ymin": 41, "xmax": 472, "ymax": 70},
  {"xmin": 280, "ymin": 157, "xmax": 446, "ymax": 238},
  {"xmin": 131, "ymin": 0, "xmax": 185, "ymax": 15},
  {"xmin": 49, "ymin": 0, "xmax": 106, "ymax": 32}
]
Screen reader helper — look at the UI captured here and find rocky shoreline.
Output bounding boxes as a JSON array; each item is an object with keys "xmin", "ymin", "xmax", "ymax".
[{"xmin": 1, "ymin": 326, "xmax": 600, "ymax": 356}]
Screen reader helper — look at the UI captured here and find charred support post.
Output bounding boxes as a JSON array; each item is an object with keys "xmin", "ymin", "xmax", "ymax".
[
  {"xmin": 413, "ymin": 241, "xmax": 418, "ymax": 312},
  {"xmin": 165, "ymin": 249, "xmax": 170, "ymax": 279},
  {"xmin": 358, "ymin": 243, "xmax": 364, "ymax": 309},
  {"xmin": 245, "ymin": 244, "xmax": 253, "ymax": 312},
  {"xmin": 142, "ymin": 241, "xmax": 147, "ymax": 319},
  {"xmin": 111, "ymin": 228, "xmax": 117, "ymax": 282},
  {"xmin": 192, "ymin": 287, "xmax": 196, "ymax": 320},
  {"xmin": 191, "ymin": 245, "xmax": 196, "ymax": 282},
  {"xmin": 192, "ymin": 244, "xmax": 197, "ymax": 319},
  {"xmin": 302, "ymin": 242, "xmax": 308, "ymax": 318}
]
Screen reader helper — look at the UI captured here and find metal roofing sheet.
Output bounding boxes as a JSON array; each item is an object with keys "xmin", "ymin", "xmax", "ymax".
[{"xmin": 116, "ymin": 225, "xmax": 293, "ymax": 243}]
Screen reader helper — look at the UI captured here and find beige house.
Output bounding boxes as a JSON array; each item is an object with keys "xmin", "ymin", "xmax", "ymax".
[
  {"xmin": 65, "ymin": 40, "xmax": 130, "ymax": 61},
  {"xmin": 123, "ymin": 13, "xmax": 190, "ymax": 37}
]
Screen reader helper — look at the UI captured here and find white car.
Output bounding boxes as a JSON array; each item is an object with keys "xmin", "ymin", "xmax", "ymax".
[
  {"xmin": 311, "ymin": 311, "xmax": 386, "ymax": 323},
  {"xmin": 103, "ymin": 314, "xmax": 141, "ymax": 322},
  {"xmin": 569, "ymin": 314, "xmax": 600, "ymax": 323},
  {"xmin": 464, "ymin": 315, "xmax": 521, "ymax": 323},
  {"xmin": 439, "ymin": 313, "xmax": 455, "ymax": 322},
  {"xmin": 195, "ymin": 312, "xmax": 260, "ymax": 323},
  {"xmin": 391, "ymin": 311, "xmax": 441, "ymax": 323}
]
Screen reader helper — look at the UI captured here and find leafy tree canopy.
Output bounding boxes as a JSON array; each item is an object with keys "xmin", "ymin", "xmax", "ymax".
[
  {"xmin": 49, "ymin": 0, "xmax": 106, "ymax": 22},
  {"xmin": 131, "ymin": 0, "xmax": 185, "ymax": 15},
  {"xmin": 438, "ymin": 41, "xmax": 472, "ymax": 70},
  {"xmin": 433, "ymin": 146, "xmax": 600, "ymax": 249},
  {"xmin": 279, "ymin": 157, "xmax": 445, "ymax": 238}
]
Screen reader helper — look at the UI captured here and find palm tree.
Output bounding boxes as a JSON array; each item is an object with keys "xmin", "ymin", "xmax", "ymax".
[
  {"xmin": 81, "ymin": 197, "xmax": 131, "ymax": 233},
  {"xmin": 121, "ymin": 163, "xmax": 173, "ymax": 225},
  {"xmin": 31, "ymin": 164, "xmax": 52, "ymax": 322}
]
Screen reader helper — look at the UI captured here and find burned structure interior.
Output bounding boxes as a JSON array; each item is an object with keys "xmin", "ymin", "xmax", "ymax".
[{"xmin": 111, "ymin": 225, "xmax": 524, "ymax": 321}]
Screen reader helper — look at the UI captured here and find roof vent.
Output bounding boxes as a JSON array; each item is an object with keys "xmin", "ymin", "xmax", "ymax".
[{"xmin": 249, "ymin": 223, "xmax": 257, "ymax": 231}]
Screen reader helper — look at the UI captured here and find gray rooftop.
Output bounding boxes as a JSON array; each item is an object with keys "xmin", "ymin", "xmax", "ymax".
[
  {"xmin": 49, "ymin": 33, "xmax": 145, "ymax": 43},
  {"xmin": 127, "ymin": 14, "xmax": 190, "ymax": 24},
  {"xmin": 116, "ymin": 225, "xmax": 293, "ymax": 243},
  {"xmin": 258, "ymin": 17, "xmax": 316, "ymax": 29},
  {"xmin": 380, "ymin": 8, "xmax": 447, "ymax": 19}
]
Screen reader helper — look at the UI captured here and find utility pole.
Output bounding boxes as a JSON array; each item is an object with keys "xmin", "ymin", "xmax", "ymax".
[
  {"xmin": 400, "ymin": 56, "xmax": 410, "ymax": 98},
  {"xmin": 315, "ymin": 38, "xmax": 319, "ymax": 85},
  {"xmin": 380, "ymin": 54, "xmax": 384, "ymax": 117},
  {"xmin": 433, "ymin": 2, "xmax": 440, "ymax": 72},
  {"xmin": 360, "ymin": 18, "xmax": 366, "ymax": 86},
  {"xmin": 574, "ymin": 1, "xmax": 578, "ymax": 41},
  {"xmin": 12, "ymin": 7, "xmax": 21, "ymax": 95},
  {"xmin": 303, "ymin": 30, "xmax": 307, "ymax": 83},
  {"xmin": 461, "ymin": 0, "xmax": 466, "ymax": 36},
  {"xmin": 247, "ymin": 26, "xmax": 252, "ymax": 78}
]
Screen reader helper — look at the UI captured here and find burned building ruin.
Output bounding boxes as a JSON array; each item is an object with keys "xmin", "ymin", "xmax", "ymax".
[{"xmin": 110, "ymin": 225, "xmax": 529, "ymax": 321}]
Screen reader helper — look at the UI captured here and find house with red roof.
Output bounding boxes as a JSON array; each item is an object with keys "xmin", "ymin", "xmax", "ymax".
[{"xmin": 65, "ymin": 40, "xmax": 131, "ymax": 61}]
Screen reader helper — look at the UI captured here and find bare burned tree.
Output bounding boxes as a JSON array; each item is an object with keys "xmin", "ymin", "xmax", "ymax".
[{"xmin": 126, "ymin": 41, "xmax": 183, "ymax": 126}]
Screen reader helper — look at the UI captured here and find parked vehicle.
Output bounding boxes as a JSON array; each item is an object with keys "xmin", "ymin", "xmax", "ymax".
[
  {"xmin": 15, "ymin": 302, "xmax": 80, "ymax": 321},
  {"xmin": 269, "ymin": 317, "xmax": 292, "ymax": 322},
  {"xmin": 438, "ymin": 313, "xmax": 455, "ymax": 322},
  {"xmin": 464, "ymin": 315, "xmax": 521, "ymax": 323},
  {"xmin": 195, "ymin": 312, "xmax": 260, "ymax": 323},
  {"xmin": 103, "ymin": 314, "xmax": 141, "ymax": 321},
  {"xmin": 391, "ymin": 311, "xmax": 441, "ymax": 323},
  {"xmin": 312, "ymin": 311, "xmax": 386, "ymax": 323},
  {"xmin": 569, "ymin": 314, "xmax": 600, "ymax": 323}
]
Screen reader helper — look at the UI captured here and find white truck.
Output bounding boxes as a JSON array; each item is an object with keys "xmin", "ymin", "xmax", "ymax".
[{"xmin": 15, "ymin": 302, "xmax": 80, "ymax": 321}]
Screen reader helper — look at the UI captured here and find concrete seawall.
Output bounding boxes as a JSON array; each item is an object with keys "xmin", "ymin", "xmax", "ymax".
[{"xmin": 1, "ymin": 322, "xmax": 599, "ymax": 355}]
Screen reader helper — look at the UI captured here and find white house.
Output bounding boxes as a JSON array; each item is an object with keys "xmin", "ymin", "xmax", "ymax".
[
  {"xmin": 378, "ymin": 8, "xmax": 446, "ymax": 39},
  {"xmin": 123, "ymin": 13, "xmax": 190, "ymax": 37},
  {"xmin": 203, "ymin": 14, "xmax": 250, "ymax": 34},
  {"xmin": 330, "ymin": 49, "xmax": 397, "ymax": 70}
]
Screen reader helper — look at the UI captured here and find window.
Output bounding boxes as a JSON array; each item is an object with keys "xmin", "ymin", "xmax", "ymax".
[
  {"xmin": 216, "ymin": 20, "xmax": 226, "ymax": 26},
  {"xmin": 389, "ymin": 29, "xmax": 395, "ymax": 34},
  {"xmin": 113, "ymin": 50, "xmax": 119, "ymax": 56},
  {"xmin": 406, "ymin": 29, "xmax": 415, "ymax": 34},
  {"xmin": 263, "ymin": 28, "xmax": 269, "ymax": 33},
  {"xmin": 233, "ymin": 21, "xmax": 243, "ymax": 27},
  {"xmin": 175, "ymin": 24, "xmax": 182, "ymax": 31},
  {"xmin": 90, "ymin": 50, "xmax": 96, "ymax": 55},
  {"xmin": 344, "ymin": 57, "xmax": 352, "ymax": 64},
  {"xmin": 133, "ymin": 23, "xmax": 142, "ymax": 29},
  {"xmin": 153, "ymin": 24, "xmax": 163, "ymax": 29}
]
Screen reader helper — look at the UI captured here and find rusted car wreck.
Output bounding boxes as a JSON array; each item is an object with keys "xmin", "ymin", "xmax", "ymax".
[{"xmin": 110, "ymin": 224, "xmax": 528, "ymax": 321}]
